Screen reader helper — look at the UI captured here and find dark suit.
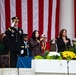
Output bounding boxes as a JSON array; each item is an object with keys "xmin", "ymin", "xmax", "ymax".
[
  {"xmin": 5, "ymin": 27, "xmax": 23, "ymax": 67},
  {"xmin": 28, "ymin": 38, "xmax": 41, "ymax": 56},
  {"xmin": 57, "ymin": 37, "xmax": 71, "ymax": 52},
  {"xmin": 20, "ymin": 41, "xmax": 29, "ymax": 57}
]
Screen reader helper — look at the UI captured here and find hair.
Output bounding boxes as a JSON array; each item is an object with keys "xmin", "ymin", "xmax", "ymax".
[
  {"xmin": 32, "ymin": 30, "xmax": 40, "ymax": 40},
  {"xmin": 12, "ymin": 17, "xmax": 19, "ymax": 22},
  {"xmin": 23, "ymin": 34, "xmax": 28, "ymax": 38},
  {"xmin": 59, "ymin": 29, "xmax": 67, "ymax": 38}
]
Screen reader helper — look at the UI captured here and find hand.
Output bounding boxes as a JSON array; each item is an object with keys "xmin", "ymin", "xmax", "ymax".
[
  {"xmin": 25, "ymin": 46, "xmax": 28, "ymax": 48},
  {"xmin": 40, "ymin": 37, "xmax": 44, "ymax": 41},
  {"xmin": 20, "ymin": 50, "xmax": 24, "ymax": 54},
  {"xmin": 37, "ymin": 40, "xmax": 40, "ymax": 43},
  {"xmin": 25, "ymin": 45, "xmax": 29, "ymax": 48},
  {"xmin": 64, "ymin": 40, "xmax": 68, "ymax": 44},
  {"xmin": 27, "ymin": 45, "xmax": 29, "ymax": 48}
]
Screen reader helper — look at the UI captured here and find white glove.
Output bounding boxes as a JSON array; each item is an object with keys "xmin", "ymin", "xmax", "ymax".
[
  {"xmin": 11, "ymin": 22, "xmax": 15, "ymax": 27},
  {"xmin": 20, "ymin": 50, "xmax": 24, "ymax": 54}
]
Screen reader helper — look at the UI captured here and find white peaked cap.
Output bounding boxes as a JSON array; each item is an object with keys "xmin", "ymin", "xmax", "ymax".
[{"xmin": 41, "ymin": 34, "xmax": 47, "ymax": 37}]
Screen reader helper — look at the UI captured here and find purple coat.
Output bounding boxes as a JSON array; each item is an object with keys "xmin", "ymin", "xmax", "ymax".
[{"xmin": 28, "ymin": 38, "xmax": 41, "ymax": 56}]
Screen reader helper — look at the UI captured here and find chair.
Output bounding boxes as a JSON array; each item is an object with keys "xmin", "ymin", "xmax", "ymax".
[
  {"xmin": 0, "ymin": 51, "xmax": 10, "ymax": 68},
  {"xmin": 50, "ymin": 39, "xmax": 57, "ymax": 51},
  {"xmin": 0, "ymin": 34, "xmax": 10, "ymax": 68}
]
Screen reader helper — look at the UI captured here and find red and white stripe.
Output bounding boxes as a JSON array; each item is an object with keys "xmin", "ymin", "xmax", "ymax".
[
  {"xmin": 0, "ymin": 0, "xmax": 60, "ymax": 41},
  {"xmin": 74, "ymin": 0, "xmax": 76, "ymax": 38}
]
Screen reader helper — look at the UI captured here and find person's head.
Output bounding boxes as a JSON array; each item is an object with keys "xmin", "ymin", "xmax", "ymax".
[
  {"xmin": 12, "ymin": 17, "xmax": 19, "ymax": 27},
  {"xmin": 32, "ymin": 30, "xmax": 40, "ymax": 40},
  {"xmin": 59, "ymin": 29, "xmax": 67, "ymax": 38},
  {"xmin": 0, "ymin": 33, "xmax": 6, "ymax": 41},
  {"xmin": 23, "ymin": 34, "xmax": 28, "ymax": 42},
  {"xmin": 41, "ymin": 34, "xmax": 47, "ymax": 42}
]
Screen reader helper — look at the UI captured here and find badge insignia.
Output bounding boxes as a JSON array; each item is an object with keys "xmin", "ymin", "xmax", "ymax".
[
  {"xmin": 11, "ymin": 34, "xmax": 14, "ymax": 36},
  {"xmin": 19, "ymin": 30, "xmax": 22, "ymax": 34}
]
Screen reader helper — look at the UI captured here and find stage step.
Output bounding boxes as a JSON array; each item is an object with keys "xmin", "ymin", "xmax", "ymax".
[
  {"xmin": 0, "ymin": 68, "xmax": 76, "ymax": 75},
  {"xmin": 0, "ymin": 68, "xmax": 34, "ymax": 75}
]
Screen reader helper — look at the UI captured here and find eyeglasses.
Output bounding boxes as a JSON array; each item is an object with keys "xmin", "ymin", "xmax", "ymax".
[{"xmin": 24, "ymin": 37, "xmax": 28, "ymax": 38}]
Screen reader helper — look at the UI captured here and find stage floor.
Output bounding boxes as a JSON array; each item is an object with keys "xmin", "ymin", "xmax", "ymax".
[{"xmin": 0, "ymin": 68, "xmax": 76, "ymax": 75}]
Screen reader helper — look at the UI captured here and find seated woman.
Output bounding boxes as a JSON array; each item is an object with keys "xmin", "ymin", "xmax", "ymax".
[
  {"xmin": 57, "ymin": 29, "xmax": 71, "ymax": 52},
  {"xmin": 28, "ymin": 30, "xmax": 42, "ymax": 56}
]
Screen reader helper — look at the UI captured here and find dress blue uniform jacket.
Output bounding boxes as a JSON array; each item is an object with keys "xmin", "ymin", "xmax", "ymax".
[{"xmin": 5, "ymin": 27, "xmax": 23, "ymax": 52}]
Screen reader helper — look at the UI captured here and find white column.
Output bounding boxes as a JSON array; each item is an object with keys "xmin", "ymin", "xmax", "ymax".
[{"xmin": 59, "ymin": 0, "xmax": 74, "ymax": 39}]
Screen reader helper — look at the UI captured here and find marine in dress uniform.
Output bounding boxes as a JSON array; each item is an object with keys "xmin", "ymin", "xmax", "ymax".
[{"xmin": 5, "ymin": 17, "xmax": 23, "ymax": 68}]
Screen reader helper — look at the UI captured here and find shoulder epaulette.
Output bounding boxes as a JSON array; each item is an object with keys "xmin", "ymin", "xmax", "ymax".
[
  {"xmin": 8, "ymin": 27, "xmax": 12, "ymax": 31},
  {"xmin": 21, "ymin": 46, "xmax": 24, "ymax": 48}
]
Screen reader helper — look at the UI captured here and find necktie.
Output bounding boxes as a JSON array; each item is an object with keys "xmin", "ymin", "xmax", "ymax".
[{"xmin": 24, "ymin": 41, "xmax": 29, "ymax": 56}]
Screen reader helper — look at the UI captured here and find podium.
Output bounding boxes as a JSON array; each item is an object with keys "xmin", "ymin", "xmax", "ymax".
[
  {"xmin": 17, "ymin": 57, "xmax": 33, "ymax": 68},
  {"xmin": 32, "ymin": 59, "xmax": 76, "ymax": 73}
]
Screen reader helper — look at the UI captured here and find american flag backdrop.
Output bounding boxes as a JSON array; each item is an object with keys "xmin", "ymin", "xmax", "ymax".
[
  {"xmin": 74, "ymin": 0, "xmax": 76, "ymax": 38},
  {"xmin": 0, "ymin": 0, "xmax": 60, "ymax": 41}
]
